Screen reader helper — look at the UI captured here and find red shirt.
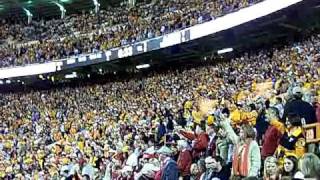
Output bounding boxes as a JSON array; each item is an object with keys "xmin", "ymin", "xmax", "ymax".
[
  {"xmin": 262, "ymin": 126, "xmax": 282, "ymax": 159},
  {"xmin": 177, "ymin": 149, "xmax": 192, "ymax": 176}
]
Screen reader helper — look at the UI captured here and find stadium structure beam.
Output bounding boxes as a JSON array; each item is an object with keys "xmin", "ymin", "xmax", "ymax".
[
  {"xmin": 279, "ymin": 23, "xmax": 302, "ymax": 31},
  {"xmin": 93, "ymin": 0, "xmax": 100, "ymax": 14},
  {"xmin": 180, "ymin": 45, "xmax": 200, "ymax": 54},
  {"xmin": 23, "ymin": 8, "xmax": 33, "ymax": 24},
  {"xmin": 53, "ymin": 2, "xmax": 66, "ymax": 19}
]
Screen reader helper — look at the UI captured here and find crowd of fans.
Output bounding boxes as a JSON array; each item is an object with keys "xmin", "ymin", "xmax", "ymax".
[
  {"xmin": 0, "ymin": 26, "xmax": 319, "ymax": 179},
  {"xmin": 0, "ymin": 0, "xmax": 261, "ymax": 68}
]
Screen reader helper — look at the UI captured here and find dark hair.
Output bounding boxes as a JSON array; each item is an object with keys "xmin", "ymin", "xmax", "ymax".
[
  {"xmin": 293, "ymin": 93, "xmax": 303, "ymax": 100},
  {"xmin": 282, "ymin": 155, "xmax": 299, "ymax": 177},
  {"xmin": 276, "ymin": 97, "xmax": 283, "ymax": 103},
  {"xmin": 221, "ymin": 107, "xmax": 230, "ymax": 117},
  {"xmin": 265, "ymin": 99, "xmax": 270, "ymax": 109},
  {"xmin": 287, "ymin": 113, "xmax": 302, "ymax": 126},
  {"xmin": 213, "ymin": 156, "xmax": 224, "ymax": 166},
  {"xmin": 249, "ymin": 104, "xmax": 256, "ymax": 111}
]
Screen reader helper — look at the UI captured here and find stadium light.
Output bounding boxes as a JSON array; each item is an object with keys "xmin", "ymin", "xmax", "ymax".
[
  {"xmin": 0, "ymin": 80, "xmax": 3, "ymax": 85},
  {"xmin": 136, "ymin": 64, "xmax": 150, "ymax": 69},
  {"xmin": 39, "ymin": 74, "xmax": 44, "ymax": 80},
  {"xmin": 65, "ymin": 72, "xmax": 77, "ymax": 79},
  {"xmin": 5, "ymin": 80, "xmax": 11, "ymax": 84},
  {"xmin": 54, "ymin": 2, "xmax": 66, "ymax": 19},
  {"xmin": 217, "ymin": 48, "xmax": 233, "ymax": 55}
]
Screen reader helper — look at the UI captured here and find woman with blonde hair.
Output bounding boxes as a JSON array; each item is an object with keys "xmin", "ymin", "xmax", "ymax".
[
  {"xmin": 299, "ymin": 153, "xmax": 320, "ymax": 179},
  {"xmin": 263, "ymin": 156, "xmax": 279, "ymax": 180}
]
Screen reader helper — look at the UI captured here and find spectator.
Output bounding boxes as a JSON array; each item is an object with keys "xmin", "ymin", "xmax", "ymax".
[
  {"xmin": 190, "ymin": 163, "xmax": 201, "ymax": 180},
  {"xmin": 261, "ymin": 107, "xmax": 282, "ymax": 160},
  {"xmin": 280, "ymin": 155, "xmax": 304, "ymax": 179},
  {"xmin": 271, "ymin": 112, "xmax": 306, "ymax": 161},
  {"xmin": 179, "ymin": 125, "xmax": 209, "ymax": 160},
  {"xmin": 199, "ymin": 156, "xmax": 216, "ymax": 180},
  {"xmin": 215, "ymin": 127, "xmax": 232, "ymax": 163},
  {"xmin": 155, "ymin": 146, "xmax": 179, "ymax": 180},
  {"xmin": 177, "ymin": 140, "xmax": 192, "ymax": 179},
  {"xmin": 263, "ymin": 156, "xmax": 279, "ymax": 180},
  {"xmin": 221, "ymin": 118, "xmax": 261, "ymax": 178},
  {"xmin": 283, "ymin": 86, "xmax": 317, "ymax": 124},
  {"xmin": 299, "ymin": 153, "xmax": 320, "ymax": 179},
  {"xmin": 210, "ymin": 156, "xmax": 231, "ymax": 180}
]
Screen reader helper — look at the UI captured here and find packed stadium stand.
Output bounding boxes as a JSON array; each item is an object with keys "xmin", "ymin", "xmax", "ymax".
[
  {"xmin": 0, "ymin": 0, "xmax": 262, "ymax": 68},
  {"xmin": 0, "ymin": 0, "xmax": 320, "ymax": 179}
]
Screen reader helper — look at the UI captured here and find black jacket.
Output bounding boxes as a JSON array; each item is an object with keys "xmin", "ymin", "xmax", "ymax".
[{"xmin": 283, "ymin": 99, "xmax": 316, "ymax": 124}]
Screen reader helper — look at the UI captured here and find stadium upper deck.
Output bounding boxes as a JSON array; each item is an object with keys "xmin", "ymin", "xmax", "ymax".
[{"xmin": 0, "ymin": 0, "xmax": 261, "ymax": 68}]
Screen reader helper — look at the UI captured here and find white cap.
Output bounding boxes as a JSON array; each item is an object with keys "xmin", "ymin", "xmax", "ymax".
[{"xmin": 157, "ymin": 146, "xmax": 173, "ymax": 156}]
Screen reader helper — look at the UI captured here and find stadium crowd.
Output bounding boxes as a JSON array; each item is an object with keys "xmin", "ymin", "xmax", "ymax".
[
  {"xmin": 0, "ymin": 0, "xmax": 261, "ymax": 68},
  {"xmin": 0, "ymin": 26, "xmax": 319, "ymax": 179}
]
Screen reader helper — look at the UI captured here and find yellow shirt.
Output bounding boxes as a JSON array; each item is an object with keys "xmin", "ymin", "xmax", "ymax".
[
  {"xmin": 184, "ymin": 101, "xmax": 193, "ymax": 109},
  {"xmin": 192, "ymin": 111, "xmax": 202, "ymax": 125},
  {"xmin": 303, "ymin": 82, "xmax": 311, "ymax": 90},
  {"xmin": 207, "ymin": 115, "xmax": 215, "ymax": 125},
  {"xmin": 78, "ymin": 141, "xmax": 84, "ymax": 151}
]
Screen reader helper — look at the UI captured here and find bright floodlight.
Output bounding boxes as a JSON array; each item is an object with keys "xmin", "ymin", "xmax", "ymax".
[
  {"xmin": 217, "ymin": 48, "xmax": 233, "ymax": 54},
  {"xmin": 65, "ymin": 72, "xmax": 77, "ymax": 79},
  {"xmin": 136, "ymin": 64, "xmax": 150, "ymax": 69}
]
